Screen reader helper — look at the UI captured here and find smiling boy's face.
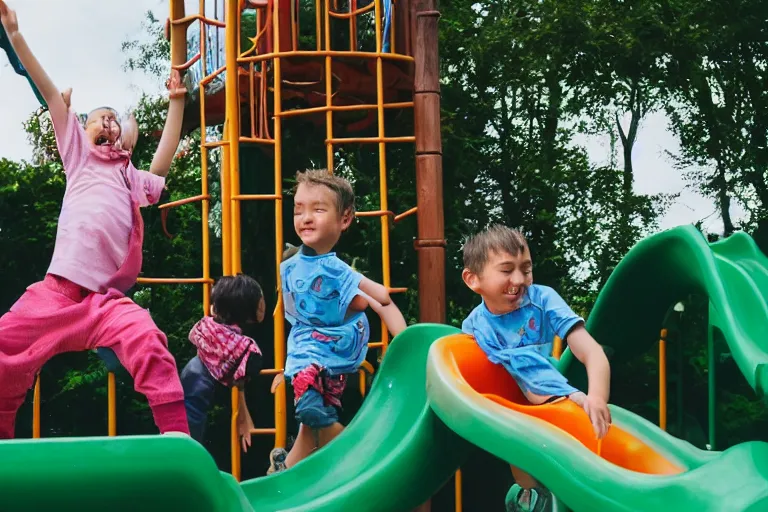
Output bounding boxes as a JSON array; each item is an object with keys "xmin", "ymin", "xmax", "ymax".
[
  {"xmin": 462, "ymin": 247, "xmax": 533, "ymax": 315},
  {"xmin": 293, "ymin": 182, "xmax": 352, "ymax": 254}
]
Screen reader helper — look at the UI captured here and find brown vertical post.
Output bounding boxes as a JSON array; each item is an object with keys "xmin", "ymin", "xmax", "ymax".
[
  {"xmin": 411, "ymin": 4, "xmax": 445, "ymax": 510},
  {"xmin": 413, "ymin": 0, "xmax": 445, "ymax": 324}
]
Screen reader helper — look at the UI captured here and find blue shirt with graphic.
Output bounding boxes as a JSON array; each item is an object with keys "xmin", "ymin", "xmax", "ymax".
[
  {"xmin": 462, "ymin": 284, "xmax": 583, "ymax": 397},
  {"xmin": 281, "ymin": 247, "xmax": 370, "ymax": 377}
]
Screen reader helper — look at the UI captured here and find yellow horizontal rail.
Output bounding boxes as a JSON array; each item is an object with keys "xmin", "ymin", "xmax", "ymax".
[
  {"xmin": 136, "ymin": 277, "xmax": 214, "ymax": 284},
  {"xmin": 239, "ymin": 50, "xmax": 414, "ymax": 65},
  {"xmin": 326, "ymin": 136, "xmax": 415, "ymax": 144},
  {"xmin": 277, "ymin": 102, "xmax": 413, "ymax": 118}
]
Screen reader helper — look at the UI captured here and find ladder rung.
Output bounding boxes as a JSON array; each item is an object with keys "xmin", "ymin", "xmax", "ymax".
[
  {"xmin": 159, "ymin": 194, "xmax": 210, "ymax": 210},
  {"xmin": 394, "ymin": 207, "xmax": 417, "ymax": 222},
  {"xmin": 136, "ymin": 277, "xmax": 213, "ymax": 284},
  {"xmin": 276, "ymin": 101, "xmax": 414, "ymax": 119},
  {"xmin": 326, "ymin": 136, "xmax": 415, "ymax": 145},
  {"xmin": 171, "ymin": 13, "xmax": 226, "ymax": 28},
  {"xmin": 202, "ymin": 140, "xmax": 229, "ymax": 149},
  {"xmin": 249, "ymin": 428, "xmax": 277, "ymax": 435},
  {"xmin": 232, "ymin": 194, "xmax": 282, "ymax": 201},
  {"xmin": 240, "ymin": 137, "xmax": 276, "ymax": 145}
]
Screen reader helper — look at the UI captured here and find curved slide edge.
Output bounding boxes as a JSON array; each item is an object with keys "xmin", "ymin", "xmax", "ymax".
[
  {"xmin": 239, "ymin": 323, "xmax": 472, "ymax": 511},
  {"xmin": 0, "ymin": 435, "xmax": 251, "ymax": 512},
  {"xmin": 0, "ymin": 324, "xmax": 470, "ymax": 512},
  {"xmin": 427, "ymin": 333, "xmax": 768, "ymax": 512},
  {"xmin": 556, "ymin": 225, "xmax": 768, "ymax": 398}
]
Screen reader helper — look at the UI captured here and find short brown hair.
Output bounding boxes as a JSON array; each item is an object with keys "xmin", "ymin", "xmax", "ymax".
[
  {"xmin": 463, "ymin": 224, "xmax": 528, "ymax": 274},
  {"xmin": 294, "ymin": 169, "xmax": 356, "ymax": 216}
]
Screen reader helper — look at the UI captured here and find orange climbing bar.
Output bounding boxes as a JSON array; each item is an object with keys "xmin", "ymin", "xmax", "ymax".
[
  {"xmin": 327, "ymin": 136, "xmax": 416, "ymax": 144},
  {"xmin": 395, "ymin": 207, "xmax": 418, "ymax": 222},
  {"xmin": 276, "ymin": 101, "xmax": 414, "ymax": 118},
  {"xmin": 455, "ymin": 469, "xmax": 463, "ymax": 512},
  {"xmin": 32, "ymin": 376, "xmax": 40, "ymax": 438},
  {"xmin": 172, "ymin": 13, "xmax": 226, "ymax": 28},
  {"xmin": 108, "ymin": 372, "xmax": 117, "ymax": 436},
  {"xmin": 136, "ymin": 277, "xmax": 213, "ymax": 284},
  {"xmin": 232, "ymin": 194, "xmax": 282, "ymax": 201},
  {"xmin": 158, "ymin": 194, "xmax": 211, "ymax": 209},
  {"xmin": 329, "ymin": 2, "xmax": 374, "ymax": 18},
  {"xmin": 173, "ymin": 53, "xmax": 201, "ymax": 71},
  {"xmin": 239, "ymin": 50, "xmax": 414, "ymax": 64}
]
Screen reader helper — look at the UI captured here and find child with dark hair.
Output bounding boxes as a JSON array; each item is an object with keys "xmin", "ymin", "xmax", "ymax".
[{"xmin": 181, "ymin": 274, "xmax": 266, "ymax": 451}]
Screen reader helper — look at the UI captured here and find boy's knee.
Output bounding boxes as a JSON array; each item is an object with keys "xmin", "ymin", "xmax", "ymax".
[{"xmin": 295, "ymin": 389, "xmax": 339, "ymax": 429}]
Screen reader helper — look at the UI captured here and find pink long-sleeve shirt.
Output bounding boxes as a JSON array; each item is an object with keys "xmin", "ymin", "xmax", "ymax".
[{"xmin": 47, "ymin": 110, "xmax": 165, "ymax": 293}]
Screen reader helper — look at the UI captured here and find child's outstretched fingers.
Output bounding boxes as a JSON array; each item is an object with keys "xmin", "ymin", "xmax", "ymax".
[{"xmin": 271, "ymin": 373, "xmax": 284, "ymax": 393}]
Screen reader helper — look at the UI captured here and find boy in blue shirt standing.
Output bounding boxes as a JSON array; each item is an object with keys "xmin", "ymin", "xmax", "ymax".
[
  {"xmin": 268, "ymin": 169, "xmax": 407, "ymax": 474},
  {"xmin": 461, "ymin": 225, "xmax": 612, "ymax": 512}
]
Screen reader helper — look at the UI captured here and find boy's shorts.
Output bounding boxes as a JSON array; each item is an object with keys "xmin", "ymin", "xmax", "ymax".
[{"xmin": 291, "ymin": 363, "xmax": 347, "ymax": 429}]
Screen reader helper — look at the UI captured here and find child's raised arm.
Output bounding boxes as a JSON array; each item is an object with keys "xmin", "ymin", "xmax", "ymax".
[
  {"xmin": 149, "ymin": 70, "xmax": 186, "ymax": 177},
  {"xmin": 0, "ymin": 1, "xmax": 69, "ymax": 131},
  {"xmin": 358, "ymin": 278, "xmax": 407, "ymax": 336}
]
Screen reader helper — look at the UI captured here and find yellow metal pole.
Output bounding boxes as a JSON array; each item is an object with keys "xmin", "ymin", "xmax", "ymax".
[
  {"xmin": 455, "ymin": 469, "xmax": 463, "ymax": 512},
  {"xmin": 32, "ymin": 375, "xmax": 40, "ymax": 438},
  {"xmin": 108, "ymin": 372, "xmax": 117, "ymax": 436},
  {"xmin": 228, "ymin": 3, "xmax": 243, "ymax": 277},
  {"xmin": 199, "ymin": 0, "xmax": 212, "ymax": 316},
  {"xmin": 315, "ymin": 0, "xmax": 322, "ymax": 51},
  {"xmin": 374, "ymin": 0, "xmax": 392, "ymax": 354},
  {"xmin": 223, "ymin": 0, "xmax": 240, "ymax": 480},
  {"xmin": 324, "ymin": 0, "xmax": 334, "ymax": 171},
  {"xmin": 552, "ymin": 335, "xmax": 562, "ymax": 360},
  {"xmin": 659, "ymin": 328, "xmax": 668, "ymax": 431},
  {"xmin": 273, "ymin": 0, "xmax": 288, "ymax": 451}
]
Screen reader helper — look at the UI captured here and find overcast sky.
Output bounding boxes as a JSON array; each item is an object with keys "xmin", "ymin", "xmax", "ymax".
[{"xmin": 0, "ymin": 0, "xmax": 739, "ymax": 234}]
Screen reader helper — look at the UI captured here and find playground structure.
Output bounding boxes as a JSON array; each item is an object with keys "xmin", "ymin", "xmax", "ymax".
[
  {"xmin": 26, "ymin": 0, "xmax": 444, "ymax": 476},
  {"xmin": 159, "ymin": 0, "xmax": 446, "ymax": 481},
  {"xmin": 4, "ymin": 226, "xmax": 768, "ymax": 511},
  {"xmin": 4, "ymin": 1, "xmax": 768, "ymax": 510}
]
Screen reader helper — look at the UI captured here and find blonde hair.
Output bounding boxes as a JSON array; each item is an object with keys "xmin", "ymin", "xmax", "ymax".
[{"xmin": 462, "ymin": 224, "xmax": 529, "ymax": 274}]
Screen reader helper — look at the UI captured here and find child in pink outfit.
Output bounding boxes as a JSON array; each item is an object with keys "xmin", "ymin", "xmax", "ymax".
[{"xmin": 0, "ymin": 1, "xmax": 190, "ymax": 437}]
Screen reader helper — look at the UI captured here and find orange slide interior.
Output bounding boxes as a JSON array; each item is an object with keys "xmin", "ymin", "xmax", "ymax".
[{"xmin": 445, "ymin": 336, "xmax": 683, "ymax": 475}]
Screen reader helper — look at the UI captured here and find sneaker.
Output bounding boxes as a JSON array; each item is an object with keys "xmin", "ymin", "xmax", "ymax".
[
  {"xmin": 505, "ymin": 484, "xmax": 552, "ymax": 512},
  {"xmin": 267, "ymin": 447, "xmax": 288, "ymax": 474}
]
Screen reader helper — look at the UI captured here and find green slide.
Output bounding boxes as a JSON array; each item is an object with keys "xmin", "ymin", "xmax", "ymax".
[
  {"xmin": 428, "ymin": 333, "xmax": 768, "ymax": 512},
  {"xmin": 557, "ymin": 224, "xmax": 768, "ymax": 398},
  {"xmin": 1, "ymin": 225, "xmax": 767, "ymax": 510},
  {"xmin": 427, "ymin": 224, "xmax": 768, "ymax": 511},
  {"xmin": 0, "ymin": 324, "xmax": 470, "ymax": 512}
]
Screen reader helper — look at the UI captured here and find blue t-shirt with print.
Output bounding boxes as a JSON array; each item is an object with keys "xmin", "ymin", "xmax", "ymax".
[
  {"xmin": 281, "ymin": 247, "xmax": 370, "ymax": 377},
  {"xmin": 462, "ymin": 284, "xmax": 582, "ymax": 397}
]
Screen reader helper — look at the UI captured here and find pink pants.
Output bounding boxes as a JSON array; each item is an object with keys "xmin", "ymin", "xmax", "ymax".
[{"xmin": 0, "ymin": 275, "xmax": 189, "ymax": 437}]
